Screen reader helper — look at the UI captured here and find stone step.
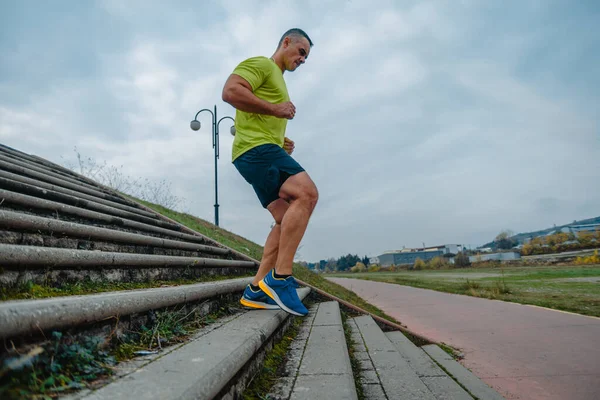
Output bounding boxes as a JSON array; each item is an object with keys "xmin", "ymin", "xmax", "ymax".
[
  {"xmin": 422, "ymin": 344, "xmax": 505, "ymax": 400},
  {"xmin": 0, "ymin": 187, "xmax": 226, "ymax": 249},
  {"xmin": 0, "ymin": 144, "xmax": 81, "ymax": 179},
  {"xmin": 0, "ymin": 156, "xmax": 129, "ymax": 207},
  {"xmin": 0, "ymin": 209, "xmax": 230, "ymax": 257},
  {"xmin": 0, "ymin": 182, "xmax": 181, "ymax": 231},
  {"xmin": 385, "ymin": 332, "xmax": 472, "ymax": 400},
  {"xmin": 289, "ymin": 301, "xmax": 358, "ymax": 400},
  {"xmin": 0, "ymin": 144, "xmax": 89, "ymax": 177},
  {"xmin": 0, "ymin": 168, "xmax": 156, "ymax": 218},
  {"xmin": 0, "ymin": 243, "xmax": 252, "ymax": 269},
  {"xmin": 351, "ymin": 315, "xmax": 437, "ymax": 400},
  {"xmin": 0, "ymin": 277, "xmax": 252, "ymax": 339},
  {"xmin": 0, "ymin": 242, "xmax": 255, "ymax": 286},
  {"xmin": 0, "ymin": 151, "xmax": 115, "ymax": 198},
  {"xmin": 76, "ymin": 287, "xmax": 311, "ymax": 400}
]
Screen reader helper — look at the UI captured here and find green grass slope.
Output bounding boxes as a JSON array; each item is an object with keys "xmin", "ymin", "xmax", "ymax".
[{"xmin": 135, "ymin": 198, "xmax": 402, "ymax": 325}]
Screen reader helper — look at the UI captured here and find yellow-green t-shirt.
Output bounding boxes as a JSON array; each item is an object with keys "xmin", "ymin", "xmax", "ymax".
[{"xmin": 230, "ymin": 56, "xmax": 289, "ymax": 161}]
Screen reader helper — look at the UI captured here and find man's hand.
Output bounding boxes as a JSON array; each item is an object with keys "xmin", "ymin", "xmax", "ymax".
[
  {"xmin": 272, "ymin": 101, "xmax": 296, "ymax": 119},
  {"xmin": 284, "ymin": 137, "xmax": 295, "ymax": 155}
]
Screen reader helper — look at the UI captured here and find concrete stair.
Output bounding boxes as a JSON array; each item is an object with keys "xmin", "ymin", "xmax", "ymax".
[
  {"xmin": 351, "ymin": 315, "xmax": 437, "ymax": 399},
  {"xmin": 68, "ymin": 288, "xmax": 310, "ymax": 400},
  {"xmin": 0, "ymin": 143, "xmax": 257, "ymax": 288},
  {"xmin": 0, "ymin": 143, "xmax": 505, "ymax": 399},
  {"xmin": 350, "ymin": 315, "xmax": 505, "ymax": 399},
  {"xmin": 0, "ymin": 143, "xmax": 300, "ymax": 399},
  {"xmin": 289, "ymin": 301, "xmax": 358, "ymax": 400}
]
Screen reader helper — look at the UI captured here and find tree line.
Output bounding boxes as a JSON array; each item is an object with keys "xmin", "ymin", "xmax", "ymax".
[{"xmin": 298, "ymin": 254, "xmax": 370, "ymax": 272}]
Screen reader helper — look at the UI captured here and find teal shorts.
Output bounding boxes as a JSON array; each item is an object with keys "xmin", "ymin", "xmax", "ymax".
[{"xmin": 233, "ymin": 144, "xmax": 305, "ymax": 208}]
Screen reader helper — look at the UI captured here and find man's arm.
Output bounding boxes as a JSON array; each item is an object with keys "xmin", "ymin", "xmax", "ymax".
[
  {"xmin": 284, "ymin": 137, "xmax": 295, "ymax": 155},
  {"xmin": 222, "ymin": 74, "xmax": 296, "ymax": 119}
]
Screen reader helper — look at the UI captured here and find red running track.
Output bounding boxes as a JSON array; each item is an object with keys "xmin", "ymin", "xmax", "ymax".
[{"xmin": 328, "ymin": 277, "xmax": 600, "ymax": 400}]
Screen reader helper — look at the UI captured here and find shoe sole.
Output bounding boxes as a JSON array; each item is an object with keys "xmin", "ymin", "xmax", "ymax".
[
  {"xmin": 240, "ymin": 297, "xmax": 280, "ymax": 310},
  {"xmin": 259, "ymin": 280, "xmax": 307, "ymax": 317}
]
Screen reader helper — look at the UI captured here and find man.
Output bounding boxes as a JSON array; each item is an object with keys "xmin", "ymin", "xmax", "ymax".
[{"xmin": 222, "ymin": 28, "xmax": 318, "ymax": 317}]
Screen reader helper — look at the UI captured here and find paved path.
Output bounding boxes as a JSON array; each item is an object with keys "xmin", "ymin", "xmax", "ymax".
[{"xmin": 329, "ymin": 277, "xmax": 600, "ymax": 400}]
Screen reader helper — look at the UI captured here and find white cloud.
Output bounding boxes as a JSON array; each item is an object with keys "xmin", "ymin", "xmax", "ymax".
[{"xmin": 1, "ymin": 0, "xmax": 598, "ymax": 261}]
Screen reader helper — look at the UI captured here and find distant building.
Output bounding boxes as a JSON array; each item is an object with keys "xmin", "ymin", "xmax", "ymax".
[
  {"xmin": 376, "ymin": 244, "xmax": 464, "ymax": 267},
  {"xmin": 560, "ymin": 224, "xmax": 600, "ymax": 235},
  {"xmin": 469, "ymin": 251, "xmax": 521, "ymax": 263},
  {"xmin": 525, "ymin": 223, "xmax": 600, "ymax": 242},
  {"xmin": 369, "ymin": 257, "xmax": 380, "ymax": 265}
]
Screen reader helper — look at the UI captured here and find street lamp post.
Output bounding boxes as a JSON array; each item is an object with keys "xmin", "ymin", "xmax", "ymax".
[{"xmin": 190, "ymin": 105, "xmax": 235, "ymax": 227}]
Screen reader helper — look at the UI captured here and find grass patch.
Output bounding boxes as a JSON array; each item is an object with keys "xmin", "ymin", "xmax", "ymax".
[
  {"xmin": 112, "ymin": 302, "xmax": 235, "ymax": 361},
  {"xmin": 330, "ymin": 265, "xmax": 600, "ymax": 317},
  {"xmin": 0, "ymin": 332, "xmax": 116, "ymax": 400},
  {"xmin": 131, "ymin": 197, "xmax": 405, "ymax": 328},
  {"xmin": 341, "ymin": 311, "xmax": 365, "ymax": 400},
  {"xmin": 0, "ymin": 302, "xmax": 236, "ymax": 398},
  {"xmin": 460, "ymin": 279, "xmax": 480, "ymax": 291},
  {"xmin": 438, "ymin": 343, "xmax": 463, "ymax": 361},
  {"xmin": 0, "ymin": 273, "xmax": 253, "ymax": 302},
  {"xmin": 132, "ymin": 198, "xmax": 265, "ymax": 262},
  {"xmin": 242, "ymin": 317, "xmax": 303, "ymax": 400},
  {"xmin": 292, "ymin": 265, "xmax": 404, "ymax": 326}
]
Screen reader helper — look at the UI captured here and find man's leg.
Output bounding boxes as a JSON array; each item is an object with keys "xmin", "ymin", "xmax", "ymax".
[
  {"xmin": 257, "ymin": 172, "xmax": 317, "ymax": 316},
  {"xmin": 251, "ymin": 199, "xmax": 289, "ymax": 286},
  {"xmin": 274, "ymin": 171, "xmax": 319, "ymax": 275}
]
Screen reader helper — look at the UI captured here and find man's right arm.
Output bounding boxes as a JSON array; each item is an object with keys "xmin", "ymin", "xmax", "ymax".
[{"xmin": 222, "ymin": 74, "xmax": 296, "ymax": 120}]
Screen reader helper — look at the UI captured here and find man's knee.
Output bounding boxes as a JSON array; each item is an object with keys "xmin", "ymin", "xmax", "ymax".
[
  {"xmin": 304, "ymin": 185, "xmax": 319, "ymax": 211},
  {"xmin": 290, "ymin": 183, "xmax": 318, "ymax": 214},
  {"xmin": 280, "ymin": 172, "xmax": 318, "ymax": 209}
]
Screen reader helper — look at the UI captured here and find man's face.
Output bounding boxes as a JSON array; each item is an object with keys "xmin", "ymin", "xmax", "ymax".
[{"xmin": 282, "ymin": 37, "xmax": 310, "ymax": 72}]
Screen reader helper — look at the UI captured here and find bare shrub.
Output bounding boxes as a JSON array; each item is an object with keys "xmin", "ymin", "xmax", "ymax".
[
  {"xmin": 454, "ymin": 252, "xmax": 471, "ymax": 268},
  {"xmin": 413, "ymin": 258, "xmax": 426, "ymax": 270},
  {"xmin": 429, "ymin": 256, "xmax": 447, "ymax": 269},
  {"xmin": 62, "ymin": 147, "xmax": 185, "ymax": 211}
]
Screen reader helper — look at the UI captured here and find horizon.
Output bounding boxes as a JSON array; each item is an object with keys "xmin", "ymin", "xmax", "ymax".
[{"xmin": 1, "ymin": 1, "xmax": 599, "ymax": 261}]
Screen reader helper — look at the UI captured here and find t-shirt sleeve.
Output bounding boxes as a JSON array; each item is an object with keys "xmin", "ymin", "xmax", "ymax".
[{"xmin": 232, "ymin": 57, "xmax": 271, "ymax": 91}]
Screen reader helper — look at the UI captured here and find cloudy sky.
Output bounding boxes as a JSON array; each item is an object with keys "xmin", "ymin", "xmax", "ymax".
[{"xmin": 1, "ymin": 0, "xmax": 598, "ymax": 262}]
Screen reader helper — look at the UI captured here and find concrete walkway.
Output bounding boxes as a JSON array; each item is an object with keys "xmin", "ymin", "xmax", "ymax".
[{"xmin": 329, "ymin": 278, "xmax": 600, "ymax": 400}]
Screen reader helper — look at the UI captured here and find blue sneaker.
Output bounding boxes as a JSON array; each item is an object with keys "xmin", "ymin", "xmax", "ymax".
[
  {"xmin": 259, "ymin": 270, "xmax": 308, "ymax": 316},
  {"xmin": 290, "ymin": 276, "xmax": 300, "ymax": 288},
  {"xmin": 240, "ymin": 285, "xmax": 280, "ymax": 310}
]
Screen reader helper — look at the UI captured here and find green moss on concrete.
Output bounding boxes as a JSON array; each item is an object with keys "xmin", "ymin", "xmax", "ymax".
[{"xmin": 1, "ymin": 273, "xmax": 253, "ymax": 301}]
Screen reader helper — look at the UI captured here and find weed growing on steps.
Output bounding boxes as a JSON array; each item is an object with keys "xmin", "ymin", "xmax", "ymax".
[
  {"xmin": 0, "ymin": 332, "xmax": 116, "ymax": 399},
  {"xmin": 113, "ymin": 303, "xmax": 236, "ymax": 361},
  {"xmin": 241, "ymin": 317, "xmax": 303, "ymax": 400},
  {"xmin": 341, "ymin": 311, "xmax": 365, "ymax": 400},
  {"xmin": 0, "ymin": 302, "xmax": 237, "ymax": 398},
  {"xmin": 0, "ymin": 274, "xmax": 253, "ymax": 301},
  {"xmin": 438, "ymin": 343, "xmax": 464, "ymax": 361}
]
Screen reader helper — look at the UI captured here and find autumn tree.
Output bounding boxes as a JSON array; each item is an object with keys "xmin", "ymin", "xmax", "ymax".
[
  {"xmin": 350, "ymin": 262, "xmax": 367, "ymax": 273},
  {"xmin": 577, "ymin": 231, "xmax": 595, "ymax": 246},
  {"xmin": 521, "ymin": 243, "xmax": 533, "ymax": 256},
  {"xmin": 495, "ymin": 230, "xmax": 517, "ymax": 250}
]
